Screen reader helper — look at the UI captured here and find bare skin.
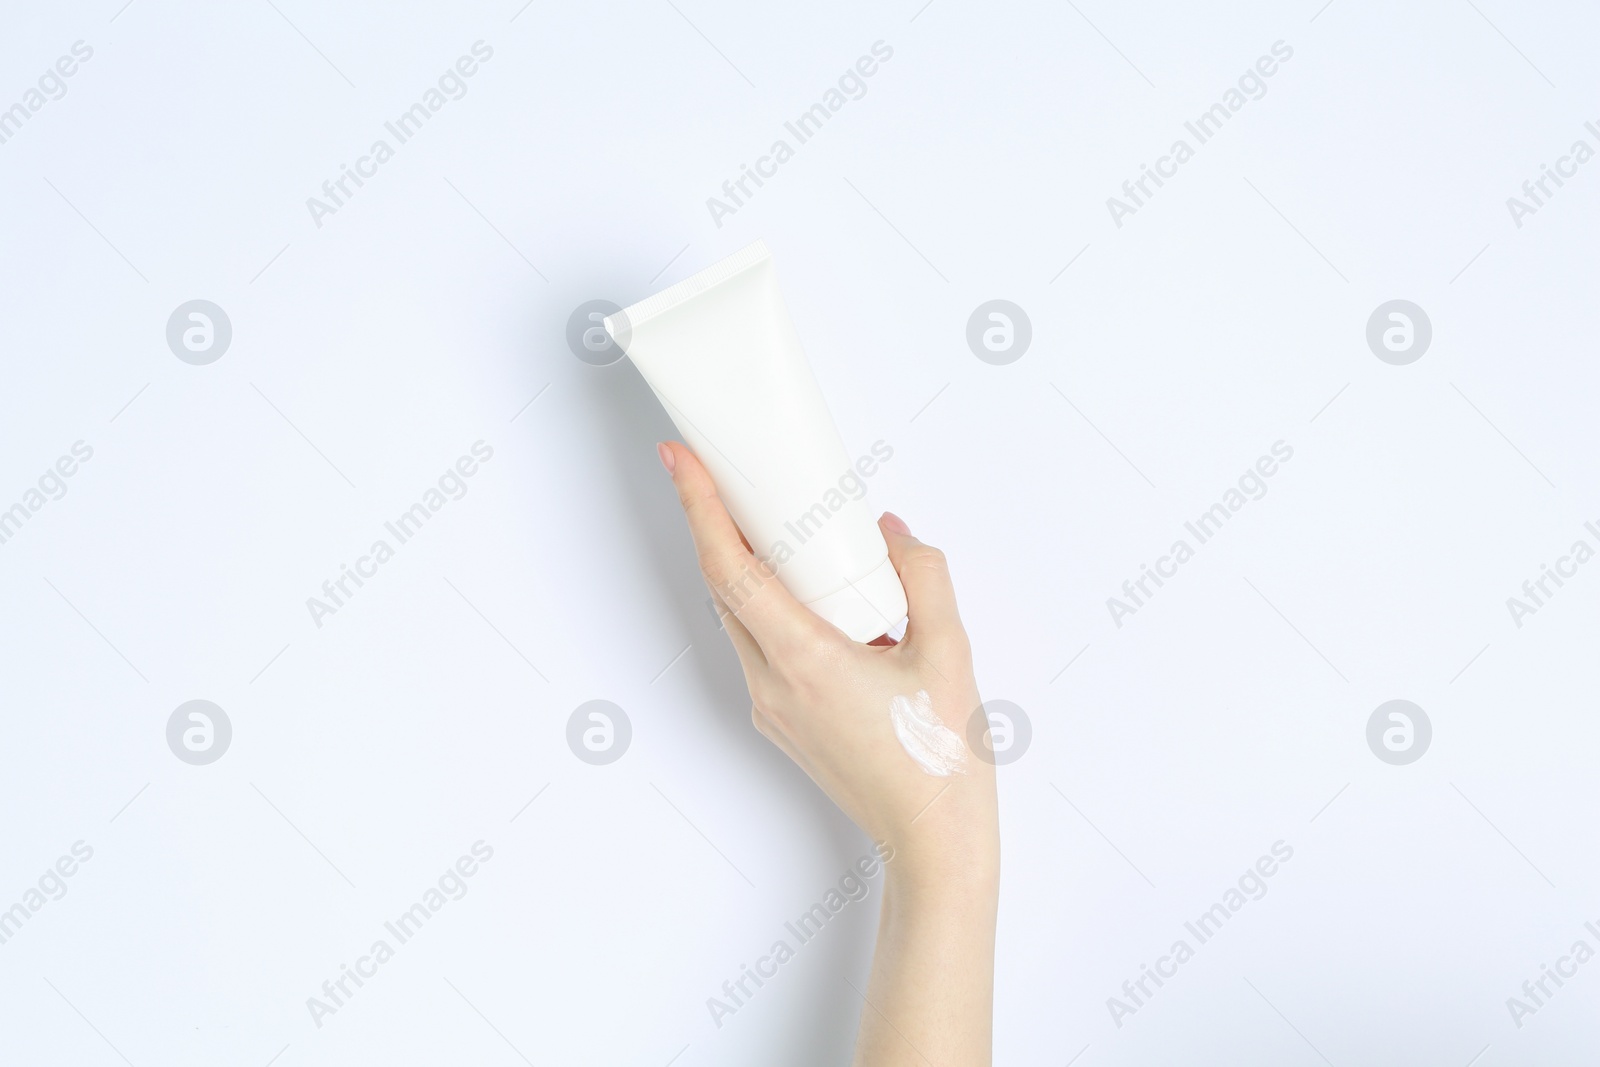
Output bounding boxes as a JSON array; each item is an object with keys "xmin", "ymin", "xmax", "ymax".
[{"xmin": 659, "ymin": 440, "xmax": 1000, "ymax": 1066}]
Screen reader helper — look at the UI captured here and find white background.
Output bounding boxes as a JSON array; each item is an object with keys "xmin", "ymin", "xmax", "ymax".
[{"xmin": 2, "ymin": 1, "xmax": 1598, "ymax": 1064}]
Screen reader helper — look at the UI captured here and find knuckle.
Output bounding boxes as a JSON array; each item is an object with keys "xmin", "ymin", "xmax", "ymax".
[
  {"xmin": 712, "ymin": 558, "xmax": 764, "ymax": 612},
  {"xmin": 699, "ymin": 554, "xmax": 732, "ymax": 591},
  {"xmin": 905, "ymin": 544, "xmax": 949, "ymax": 572},
  {"xmin": 747, "ymin": 672, "xmax": 779, "ymax": 708},
  {"xmin": 682, "ymin": 492, "xmax": 729, "ymax": 542},
  {"xmin": 753, "ymin": 699, "xmax": 788, "ymax": 737},
  {"xmin": 677, "ymin": 483, "xmax": 707, "ymax": 519}
]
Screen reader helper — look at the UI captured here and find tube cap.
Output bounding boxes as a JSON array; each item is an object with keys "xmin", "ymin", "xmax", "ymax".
[{"xmin": 803, "ymin": 555, "xmax": 908, "ymax": 643}]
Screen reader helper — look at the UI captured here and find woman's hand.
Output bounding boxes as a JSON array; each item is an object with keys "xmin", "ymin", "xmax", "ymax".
[
  {"xmin": 657, "ymin": 440, "xmax": 997, "ymax": 874},
  {"xmin": 659, "ymin": 440, "xmax": 999, "ymax": 1067}
]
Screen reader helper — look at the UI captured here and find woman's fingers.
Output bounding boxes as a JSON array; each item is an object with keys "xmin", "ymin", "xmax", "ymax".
[
  {"xmin": 710, "ymin": 588, "xmax": 766, "ymax": 674},
  {"xmin": 660, "ymin": 441, "xmax": 824, "ymax": 653},
  {"xmin": 879, "ymin": 513, "xmax": 968, "ymax": 658}
]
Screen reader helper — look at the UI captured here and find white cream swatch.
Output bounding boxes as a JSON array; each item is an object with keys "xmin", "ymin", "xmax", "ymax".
[{"xmin": 889, "ymin": 690, "xmax": 968, "ymax": 777}]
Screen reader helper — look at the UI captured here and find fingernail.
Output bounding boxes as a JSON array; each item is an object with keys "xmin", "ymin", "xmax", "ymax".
[
  {"xmin": 656, "ymin": 442, "xmax": 676, "ymax": 474},
  {"xmin": 881, "ymin": 511, "xmax": 909, "ymax": 535}
]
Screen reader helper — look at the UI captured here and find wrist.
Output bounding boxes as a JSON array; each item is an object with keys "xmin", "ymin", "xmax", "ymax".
[{"xmin": 883, "ymin": 825, "xmax": 1000, "ymax": 905}]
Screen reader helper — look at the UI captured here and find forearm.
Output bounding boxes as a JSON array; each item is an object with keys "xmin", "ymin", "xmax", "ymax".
[{"xmin": 854, "ymin": 852, "xmax": 1000, "ymax": 1066}]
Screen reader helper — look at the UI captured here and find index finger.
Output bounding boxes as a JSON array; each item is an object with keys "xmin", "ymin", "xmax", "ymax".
[{"xmin": 657, "ymin": 440, "xmax": 826, "ymax": 653}]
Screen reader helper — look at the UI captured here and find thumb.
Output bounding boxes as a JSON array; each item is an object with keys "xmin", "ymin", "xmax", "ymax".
[{"xmin": 878, "ymin": 513, "xmax": 966, "ymax": 650}]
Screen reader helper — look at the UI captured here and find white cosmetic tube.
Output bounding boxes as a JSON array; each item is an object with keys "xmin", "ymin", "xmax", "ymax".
[{"xmin": 605, "ymin": 240, "xmax": 908, "ymax": 642}]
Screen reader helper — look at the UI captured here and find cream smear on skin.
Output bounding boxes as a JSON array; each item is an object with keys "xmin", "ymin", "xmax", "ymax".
[{"xmin": 888, "ymin": 691, "xmax": 968, "ymax": 777}]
